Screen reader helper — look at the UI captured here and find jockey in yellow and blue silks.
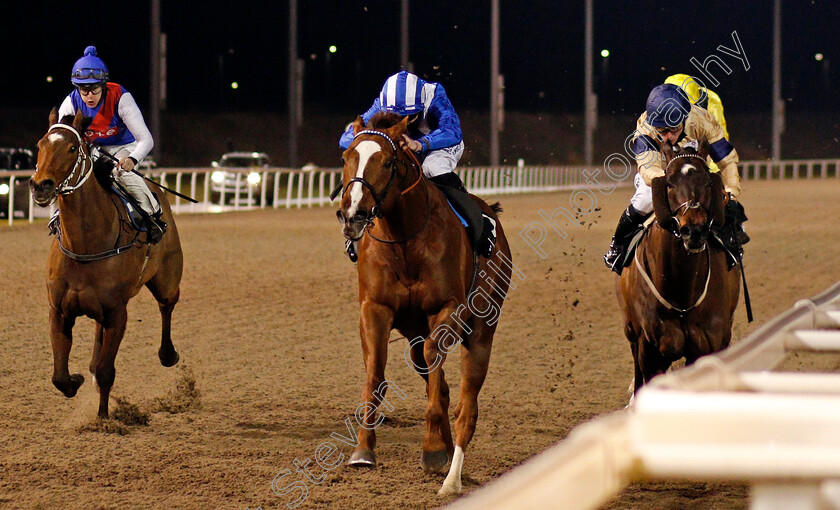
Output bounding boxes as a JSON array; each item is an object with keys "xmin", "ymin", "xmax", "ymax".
[
  {"xmin": 339, "ymin": 71, "xmax": 496, "ymax": 259},
  {"xmin": 57, "ymin": 46, "xmax": 166, "ymax": 243},
  {"xmin": 603, "ymin": 83, "xmax": 749, "ymax": 272}
]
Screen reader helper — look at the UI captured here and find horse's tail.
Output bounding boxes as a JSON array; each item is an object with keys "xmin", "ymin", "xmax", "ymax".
[{"xmin": 489, "ymin": 202, "xmax": 503, "ymax": 215}]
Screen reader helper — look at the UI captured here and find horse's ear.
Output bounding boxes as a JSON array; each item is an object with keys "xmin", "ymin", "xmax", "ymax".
[
  {"xmin": 49, "ymin": 107, "xmax": 58, "ymax": 126},
  {"xmin": 651, "ymin": 176, "xmax": 674, "ymax": 228},
  {"xmin": 72, "ymin": 110, "xmax": 85, "ymax": 133},
  {"xmin": 697, "ymin": 138, "xmax": 710, "ymax": 161},
  {"xmin": 352, "ymin": 116, "xmax": 365, "ymax": 135},
  {"xmin": 390, "ymin": 115, "xmax": 410, "ymax": 139},
  {"xmin": 662, "ymin": 142, "xmax": 677, "ymax": 165}
]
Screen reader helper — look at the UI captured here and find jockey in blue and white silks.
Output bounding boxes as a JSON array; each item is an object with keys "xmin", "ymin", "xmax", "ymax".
[
  {"xmin": 340, "ymin": 71, "xmax": 464, "ymax": 179},
  {"xmin": 339, "ymin": 71, "xmax": 496, "ymax": 259},
  {"xmin": 57, "ymin": 46, "xmax": 165, "ymax": 243}
]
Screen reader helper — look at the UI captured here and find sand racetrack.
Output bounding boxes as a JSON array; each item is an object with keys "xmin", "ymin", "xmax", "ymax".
[{"xmin": 0, "ymin": 179, "xmax": 838, "ymax": 510}]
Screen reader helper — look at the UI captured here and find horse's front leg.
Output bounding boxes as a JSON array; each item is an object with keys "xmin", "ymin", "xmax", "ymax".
[
  {"xmin": 348, "ymin": 301, "xmax": 394, "ymax": 467},
  {"xmin": 94, "ymin": 305, "xmax": 128, "ymax": 419},
  {"xmin": 50, "ymin": 308, "xmax": 84, "ymax": 397},
  {"xmin": 420, "ymin": 305, "xmax": 460, "ymax": 473}
]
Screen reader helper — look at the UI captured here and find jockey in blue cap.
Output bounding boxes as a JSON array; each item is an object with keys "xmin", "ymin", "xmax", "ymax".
[
  {"xmin": 603, "ymin": 83, "xmax": 749, "ymax": 273},
  {"xmin": 339, "ymin": 71, "xmax": 496, "ymax": 260},
  {"xmin": 57, "ymin": 46, "xmax": 166, "ymax": 243}
]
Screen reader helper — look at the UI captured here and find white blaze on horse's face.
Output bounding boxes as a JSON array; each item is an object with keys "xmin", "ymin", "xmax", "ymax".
[
  {"xmin": 347, "ymin": 140, "xmax": 381, "ymax": 218},
  {"xmin": 47, "ymin": 132, "xmax": 65, "ymax": 145},
  {"xmin": 681, "ymin": 163, "xmax": 697, "ymax": 175}
]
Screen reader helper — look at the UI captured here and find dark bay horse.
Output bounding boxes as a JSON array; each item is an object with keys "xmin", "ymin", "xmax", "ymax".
[
  {"xmin": 617, "ymin": 141, "xmax": 740, "ymax": 394},
  {"xmin": 336, "ymin": 113, "xmax": 514, "ymax": 495},
  {"xmin": 29, "ymin": 108, "xmax": 183, "ymax": 419}
]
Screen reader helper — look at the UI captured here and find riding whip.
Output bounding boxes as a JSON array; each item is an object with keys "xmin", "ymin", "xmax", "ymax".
[{"xmin": 96, "ymin": 147, "xmax": 199, "ymax": 203}]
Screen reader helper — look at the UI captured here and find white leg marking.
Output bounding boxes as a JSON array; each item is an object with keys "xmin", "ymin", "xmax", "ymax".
[
  {"xmin": 347, "ymin": 140, "xmax": 381, "ymax": 218},
  {"xmin": 439, "ymin": 446, "xmax": 464, "ymax": 495}
]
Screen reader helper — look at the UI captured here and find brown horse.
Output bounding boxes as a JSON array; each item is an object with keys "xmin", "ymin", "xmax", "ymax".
[
  {"xmin": 29, "ymin": 108, "xmax": 183, "ymax": 419},
  {"xmin": 617, "ymin": 141, "xmax": 740, "ymax": 393},
  {"xmin": 336, "ymin": 113, "xmax": 515, "ymax": 495}
]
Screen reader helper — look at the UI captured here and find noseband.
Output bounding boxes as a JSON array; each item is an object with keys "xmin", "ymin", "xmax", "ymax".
[{"xmin": 45, "ymin": 123, "xmax": 93, "ymax": 196}]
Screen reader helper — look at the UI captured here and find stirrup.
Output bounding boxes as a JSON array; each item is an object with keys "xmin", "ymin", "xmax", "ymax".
[
  {"xmin": 147, "ymin": 212, "xmax": 167, "ymax": 244},
  {"xmin": 603, "ymin": 240, "xmax": 625, "ymax": 273},
  {"xmin": 345, "ymin": 239, "xmax": 358, "ymax": 262},
  {"xmin": 479, "ymin": 215, "xmax": 497, "ymax": 258}
]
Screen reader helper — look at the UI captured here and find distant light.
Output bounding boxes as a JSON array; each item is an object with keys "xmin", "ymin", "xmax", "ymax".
[
  {"xmin": 46, "ymin": 76, "xmax": 53, "ymax": 83},
  {"xmin": 329, "ymin": 45, "xmax": 337, "ymax": 54},
  {"xmin": 211, "ymin": 171, "xmax": 225, "ymax": 184},
  {"xmin": 815, "ymin": 53, "xmax": 824, "ymax": 61},
  {"xmin": 230, "ymin": 82, "xmax": 239, "ymax": 90},
  {"xmin": 310, "ymin": 53, "xmax": 318, "ymax": 60},
  {"xmin": 0, "ymin": 183, "xmax": 9, "ymax": 195},
  {"xmin": 247, "ymin": 172, "xmax": 261, "ymax": 185},
  {"xmin": 600, "ymin": 49, "xmax": 610, "ymax": 58}
]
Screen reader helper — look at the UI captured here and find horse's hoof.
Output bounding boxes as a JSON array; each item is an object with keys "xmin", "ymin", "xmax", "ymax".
[
  {"xmin": 347, "ymin": 449, "xmax": 376, "ymax": 468},
  {"xmin": 54, "ymin": 373, "xmax": 85, "ymax": 398},
  {"xmin": 438, "ymin": 480, "xmax": 462, "ymax": 496},
  {"xmin": 421, "ymin": 449, "xmax": 449, "ymax": 472},
  {"xmin": 158, "ymin": 348, "xmax": 179, "ymax": 367}
]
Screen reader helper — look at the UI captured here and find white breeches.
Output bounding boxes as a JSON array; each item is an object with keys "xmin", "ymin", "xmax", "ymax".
[
  {"xmin": 630, "ymin": 172, "xmax": 653, "ymax": 215},
  {"xmin": 94, "ymin": 143, "xmax": 160, "ymax": 215}
]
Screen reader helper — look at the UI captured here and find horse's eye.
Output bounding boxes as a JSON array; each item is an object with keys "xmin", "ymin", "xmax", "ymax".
[{"xmin": 69, "ymin": 146, "xmax": 77, "ymax": 153}]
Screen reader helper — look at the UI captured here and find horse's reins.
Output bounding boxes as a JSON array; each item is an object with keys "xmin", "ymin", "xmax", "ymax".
[
  {"xmin": 46, "ymin": 123, "xmax": 93, "ymax": 196},
  {"xmin": 340, "ymin": 129, "xmax": 431, "ymax": 244},
  {"xmin": 633, "ymin": 241, "xmax": 712, "ymax": 316}
]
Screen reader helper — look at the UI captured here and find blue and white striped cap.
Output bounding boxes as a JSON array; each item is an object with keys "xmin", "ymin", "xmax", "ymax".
[{"xmin": 379, "ymin": 71, "xmax": 428, "ymax": 116}]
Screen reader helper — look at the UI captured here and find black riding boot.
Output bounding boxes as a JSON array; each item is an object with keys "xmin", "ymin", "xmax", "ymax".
[
  {"xmin": 430, "ymin": 173, "xmax": 496, "ymax": 257},
  {"xmin": 147, "ymin": 210, "xmax": 167, "ymax": 244},
  {"xmin": 604, "ymin": 205, "xmax": 649, "ymax": 273},
  {"xmin": 715, "ymin": 197, "xmax": 749, "ymax": 263}
]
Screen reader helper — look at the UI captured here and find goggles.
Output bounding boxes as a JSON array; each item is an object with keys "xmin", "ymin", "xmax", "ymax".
[
  {"xmin": 72, "ymin": 68, "xmax": 109, "ymax": 80},
  {"xmin": 655, "ymin": 124, "xmax": 683, "ymax": 135},
  {"xmin": 78, "ymin": 85, "xmax": 103, "ymax": 96}
]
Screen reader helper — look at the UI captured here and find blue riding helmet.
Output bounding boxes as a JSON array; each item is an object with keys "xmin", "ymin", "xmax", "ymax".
[
  {"xmin": 378, "ymin": 71, "xmax": 427, "ymax": 116},
  {"xmin": 646, "ymin": 83, "xmax": 691, "ymax": 127},
  {"xmin": 70, "ymin": 46, "xmax": 109, "ymax": 86}
]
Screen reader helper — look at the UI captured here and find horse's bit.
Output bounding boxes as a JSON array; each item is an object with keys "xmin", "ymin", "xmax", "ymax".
[{"xmin": 45, "ymin": 123, "xmax": 93, "ymax": 196}]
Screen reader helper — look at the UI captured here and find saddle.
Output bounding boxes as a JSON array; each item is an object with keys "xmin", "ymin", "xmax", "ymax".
[{"xmin": 47, "ymin": 185, "xmax": 150, "ymax": 237}]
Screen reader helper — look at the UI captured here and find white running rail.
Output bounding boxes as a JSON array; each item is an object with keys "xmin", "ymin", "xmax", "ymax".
[{"xmin": 446, "ymin": 280, "xmax": 840, "ymax": 510}]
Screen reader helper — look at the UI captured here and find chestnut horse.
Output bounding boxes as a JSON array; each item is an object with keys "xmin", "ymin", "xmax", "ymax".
[
  {"xmin": 336, "ymin": 113, "xmax": 514, "ymax": 495},
  {"xmin": 617, "ymin": 141, "xmax": 740, "ymax": 393},
  {"xmin": 29, "ymin": 108, "xmax": 183, "ymax": 418}
]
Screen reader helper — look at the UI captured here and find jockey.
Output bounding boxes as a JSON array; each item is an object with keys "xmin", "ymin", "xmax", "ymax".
[
  {"xmin": 57, "ymin": 46, "xmax": 166, "ymax": 243},
  {"xmin": 339, "ymin": 70, "xmax": 497, "ymax": 258},
  {"xmin": 603, "ymin": 83, "xmax": 749, "ymax": 272}
]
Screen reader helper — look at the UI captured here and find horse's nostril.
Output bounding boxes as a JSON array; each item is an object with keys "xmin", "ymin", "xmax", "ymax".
[{"xmin": 679, "ymin": 226, "xmax": 691, "ymax": 237}]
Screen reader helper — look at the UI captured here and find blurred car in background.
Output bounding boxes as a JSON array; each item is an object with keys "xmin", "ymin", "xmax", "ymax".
[
  {"xmin": 0, "ymin": 148, "xmax": 35, "ymax": 219},
  {"xmin": 210, "ymin": 152, "xmax": 271, "ymax": 206}
]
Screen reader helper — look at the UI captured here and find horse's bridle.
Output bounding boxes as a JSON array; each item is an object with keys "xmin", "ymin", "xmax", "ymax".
[
  {"xmin": 45, "ymin": 123, "xmax": 93, "ymax": 196},
  {"xmin": 660, "ymin": 153, "xmax": 715, "ymax": 238},
  {"xmin": 338, "ymin": 129, "xmax": 429, "ymax": 243}
]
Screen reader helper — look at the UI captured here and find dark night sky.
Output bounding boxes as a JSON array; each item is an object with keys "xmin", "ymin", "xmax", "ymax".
[{"xmin": 5, "ymin": 1, "xmax": 839, "ymax": 116}]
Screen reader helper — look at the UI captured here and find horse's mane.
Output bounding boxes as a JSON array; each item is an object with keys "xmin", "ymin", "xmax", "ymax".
[{"xmin": 368, "ymin": 111, "xmax": 405, "ymax": 129}]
